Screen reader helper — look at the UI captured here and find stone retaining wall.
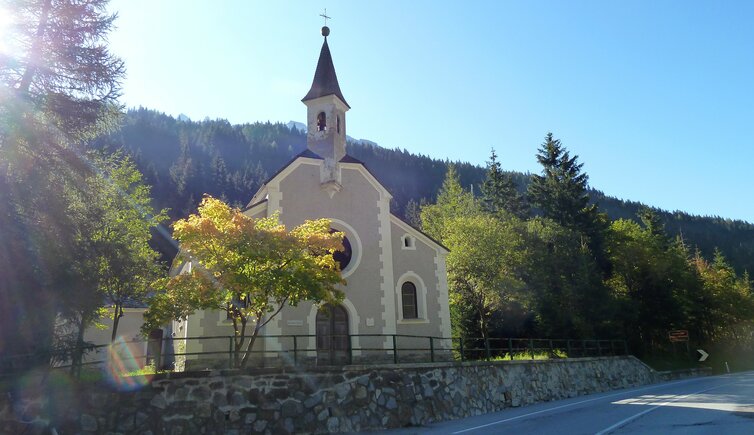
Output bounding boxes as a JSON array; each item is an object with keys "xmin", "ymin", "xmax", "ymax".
[
  {"xmin": 657, "ymin": 366, "xmax": 713, "ymax": 381},
  {"xmin": 1, "ymin": 356, "xmax": 659, "ymax": 434}
]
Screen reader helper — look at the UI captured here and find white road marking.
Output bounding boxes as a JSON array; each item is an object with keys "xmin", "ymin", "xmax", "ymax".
[
  {"xmin": 594, "ymin": 379, "xmax": 742, "ymax": 435},
  {"xmin": 450, "ymin": 377, "xmax": 715, "ymax": 434}
]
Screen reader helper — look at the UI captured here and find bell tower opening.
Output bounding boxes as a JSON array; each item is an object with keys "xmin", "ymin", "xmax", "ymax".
[
  {"xmin": 302, "ymin": 25, "xmax": 350, "ymax": 163},
  {"xmin": 317, "ymin": 112, "xmax": 327, "ymax": 131}
]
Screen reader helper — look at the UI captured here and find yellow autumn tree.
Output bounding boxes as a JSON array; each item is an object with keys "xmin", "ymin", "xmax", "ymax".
[{"xmin": 143, "ymin": 196, "xmax": 345, "ymax": 367}]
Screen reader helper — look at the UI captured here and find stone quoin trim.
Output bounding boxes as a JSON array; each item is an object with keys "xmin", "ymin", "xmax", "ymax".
[
  {"xmin": 377, "ymin": 192, "xmax": 397, "ymax": 349},
  {"xmin": 435, "ymin": 252, "xmax": 451, "ymax": 345},
  {"xmin": 266, "ymin": 183, "xmax": 282, "ymax": 217},
  {"xmin": 261, "ymin": 178, "xmax": 285, "ymax": 354}
]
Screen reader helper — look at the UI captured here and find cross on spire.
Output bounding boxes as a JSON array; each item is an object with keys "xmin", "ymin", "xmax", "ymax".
[{"xmin": 320, "ymin": 8, "xmax": 331, "ymax": 26}]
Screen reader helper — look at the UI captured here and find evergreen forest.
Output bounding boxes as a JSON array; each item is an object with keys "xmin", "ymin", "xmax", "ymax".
[
  {"xmin": 89, "ymin": 110, "xmax": 754, "ymax": 367},
  {"xmin": 96, "ymin": 108, "xmax": 754, "ymax": 275},
  {"xmin": 3, "ymin": 0, "xmax": 753, "ymax": 382}
]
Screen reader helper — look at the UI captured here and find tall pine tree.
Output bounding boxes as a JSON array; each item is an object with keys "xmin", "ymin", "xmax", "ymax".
[
  {"xmin": 528, "ymin": 133, "xmax": 611, "ymax": 275},
  {"xmin": 528, "ymin": 133, "xmax": 595, "ymax": 229},
  {"xmin": 480, "ymin": 148, "xmax": 528, "ymax": 218},
  {"xmin": 3, "ymin": 0, "xmax": 125, "ymax": 141}
]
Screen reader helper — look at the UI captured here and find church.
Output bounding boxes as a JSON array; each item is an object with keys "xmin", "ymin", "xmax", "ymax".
[{"xmin": 174, "ymin": 26, "xmax": 451, "ymax": 367}]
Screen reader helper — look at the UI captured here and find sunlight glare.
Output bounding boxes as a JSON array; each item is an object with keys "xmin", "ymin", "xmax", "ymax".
[
  {"xmin": 613, "ymin": 394, "xmax": 754, "ymax": 413},
  {"xmin": 0, "ymin": 6, "xmax": 13, "ymax": 54}
]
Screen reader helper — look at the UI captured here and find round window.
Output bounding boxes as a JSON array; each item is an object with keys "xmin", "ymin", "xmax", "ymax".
[{"xmin": 333, "ymin": 234, "xmax": 352, "ymax": 271}]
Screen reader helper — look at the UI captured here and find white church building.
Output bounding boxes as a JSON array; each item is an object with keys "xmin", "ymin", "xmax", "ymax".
[{"xmin": 174, "ymin": 26, "xmax": 451, "ymax": 367}]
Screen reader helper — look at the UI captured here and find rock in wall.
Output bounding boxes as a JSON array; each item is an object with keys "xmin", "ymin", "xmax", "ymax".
[{"xmin": 0, "ymin": 356, "xmax": 659, "ymax": 434}]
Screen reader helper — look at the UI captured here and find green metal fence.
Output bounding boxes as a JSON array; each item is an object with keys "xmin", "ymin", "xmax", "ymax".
[{"xmin": 0, "ymin": 334, "xmax": 629, "ymax": 377}]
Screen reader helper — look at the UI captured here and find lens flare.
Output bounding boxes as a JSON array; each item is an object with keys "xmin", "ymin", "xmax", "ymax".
[
  {"xmin": 103, "ymin": 336, "xmax": 152, "ymax": 391},
  {"xmin": 7, "ymin": 368, "xmax": 77, "ymax": 424}
]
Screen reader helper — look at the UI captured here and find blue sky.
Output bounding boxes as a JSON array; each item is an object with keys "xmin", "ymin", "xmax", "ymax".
[{"xmin": 108, "ymin": 1, "xmax": 754, "ymax": 223}]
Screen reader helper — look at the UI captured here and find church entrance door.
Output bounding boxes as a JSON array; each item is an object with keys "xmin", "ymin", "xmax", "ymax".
[{"xmin": 316, "ymin": 304, "xmax": 350, "ymax": 365}]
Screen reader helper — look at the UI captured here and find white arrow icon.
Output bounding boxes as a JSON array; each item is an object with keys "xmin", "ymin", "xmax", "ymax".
[{"xmin": 697, "ymin": 349, "xmax": 709, "ymax": 362}]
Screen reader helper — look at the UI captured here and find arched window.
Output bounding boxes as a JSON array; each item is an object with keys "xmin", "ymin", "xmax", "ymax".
[
  {"xmin": 317, "ymin": 112, "xmax": 326, "ymax": 131},
  {"xmin": 401, "ymin": 282, "xmax": 418, "ymax": 319},
  {"xmin": 402, "ymin": 234, "xmax": 415, "ymax": 250}
]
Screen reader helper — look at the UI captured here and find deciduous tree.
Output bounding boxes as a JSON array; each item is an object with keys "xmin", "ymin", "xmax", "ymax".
[
  {"xmin": 421, "ymin": 164, "xmax": 479, "ymax": 244},
  {"xmin": 69, "ymin": 153, "xmax": 168, "ymax": 341},
  {"xmin": 444, "ymin": 214, "xmax": 527, "ymax": 341},
  {"xmin": 143, "ymin": 197, "xmax": 345, "ymax": 367}
]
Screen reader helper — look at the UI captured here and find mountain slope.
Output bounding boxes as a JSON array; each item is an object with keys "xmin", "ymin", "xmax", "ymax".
[{"xmin": 93, "ymin": 108, "xmax": 754, "ymax": 273}]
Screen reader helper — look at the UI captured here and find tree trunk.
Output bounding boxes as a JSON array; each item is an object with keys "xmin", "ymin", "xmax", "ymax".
[
  {"xmin": 239, "ymin": 301, "xmax": 288, "ymax": 368},
  {"xmin": 479, "ymin": 315, "xmax": 489, "ymax": 341},
  {"xmin": 111, "ymin": 304, "xmax": 123, "ymax": 342},
  {"xmin": 18, "ymin": 0, "xmax": 52, "ymax": 92},
  {"xmin": 231, "ymin": 314, "xmax": 247, "ymax": 368},
  {"xmin": 476, "ymin": 293, "xmax": 489, "ymax": 341},
  {"xmin": 240, "ymin": 324, "xmax": 261, "ymax": 368},
  {"xmin": 70, "ymin": 314, "xmax": 86, "ymax": 378},
  {"xmin": 233, "ymin": 329, "xmax": 245, "ymax": 368}
]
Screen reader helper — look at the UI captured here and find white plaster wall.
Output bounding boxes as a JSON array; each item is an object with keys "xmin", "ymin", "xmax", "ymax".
[
  {"xmin": 390, "ymin": 221, "xmax": 448, "ymax": 344},
  {"xmin": 181, "ymin": 156, "xmax": 450, "ymax": 362},
  {"xmin": 272, "ymin": 161, "xmax": 390, "ymax": 354},
  {"xmin": 82, "ymin": 309, "xmax": 147, "ymax": 364}
]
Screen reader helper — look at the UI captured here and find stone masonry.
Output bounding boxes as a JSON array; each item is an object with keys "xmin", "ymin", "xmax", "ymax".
[{"xmin": 1, "ymin": 356, "xmax": 659, "ymax": 434}]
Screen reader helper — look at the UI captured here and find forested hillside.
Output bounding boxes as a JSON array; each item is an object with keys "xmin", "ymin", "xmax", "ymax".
[{"xmin": 93, "ymin": 108, "xmax": 754, "ymax": 273}]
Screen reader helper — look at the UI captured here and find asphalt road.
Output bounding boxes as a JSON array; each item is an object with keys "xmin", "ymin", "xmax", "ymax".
[{"xmin": 379, "ymin": 371, "xmax": 754, "ymax": 434}]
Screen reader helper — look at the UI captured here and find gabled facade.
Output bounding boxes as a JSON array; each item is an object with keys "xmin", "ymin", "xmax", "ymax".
[{"xmin": 175, "ymin": 27, "xmax": 451, "ymax": 366}]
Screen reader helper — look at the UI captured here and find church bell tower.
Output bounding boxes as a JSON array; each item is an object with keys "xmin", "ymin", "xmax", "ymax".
[{"xmin": 302, "ymin": 25, "xmax": 350, "ymax": 194}]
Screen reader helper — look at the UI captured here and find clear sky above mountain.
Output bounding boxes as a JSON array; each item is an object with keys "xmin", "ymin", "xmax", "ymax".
[{"xmin": 107, "ymin": 0, "xmax": 754, "ymax": 223}]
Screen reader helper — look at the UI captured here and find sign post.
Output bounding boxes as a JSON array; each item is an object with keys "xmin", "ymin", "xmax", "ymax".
[
  {"xmin": 668, "ymin": 330, "xmax": 689, "ymax": 342},
  {"xmin": 668, "ymin": 330, "xmax": 690, "ymax": 361}
]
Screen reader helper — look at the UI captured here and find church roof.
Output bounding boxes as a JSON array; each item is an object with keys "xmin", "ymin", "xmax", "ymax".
[
  {"xmin": 302, "ymin": 38, "xmax": 350, "ymax": 108},
  {"xmin": 298, "ymin": 148, "xmax": 324, "ymax": 160},
  {"xmin": 249, "ymin": 150, "xmax": 365, "ymax": 197},
  {"xmin": 254, "ymin": 148, "xmax": 324, "ymax": 196},
  {"xmin": 243, "ymin": 198, "xmax": 267, "ymax": 213},
  {"xmin": 338, "ymin": 154, "xmax": 362, "ymax": 164},
  {"xmin": 246, "ymin": 150, "xmax": 449, "ymax": 252}
]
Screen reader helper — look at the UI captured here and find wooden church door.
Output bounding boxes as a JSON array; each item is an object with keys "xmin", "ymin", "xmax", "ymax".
[{"xmin": 316, "ymin": 305, "xmax": 350, "ymax": 365}]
